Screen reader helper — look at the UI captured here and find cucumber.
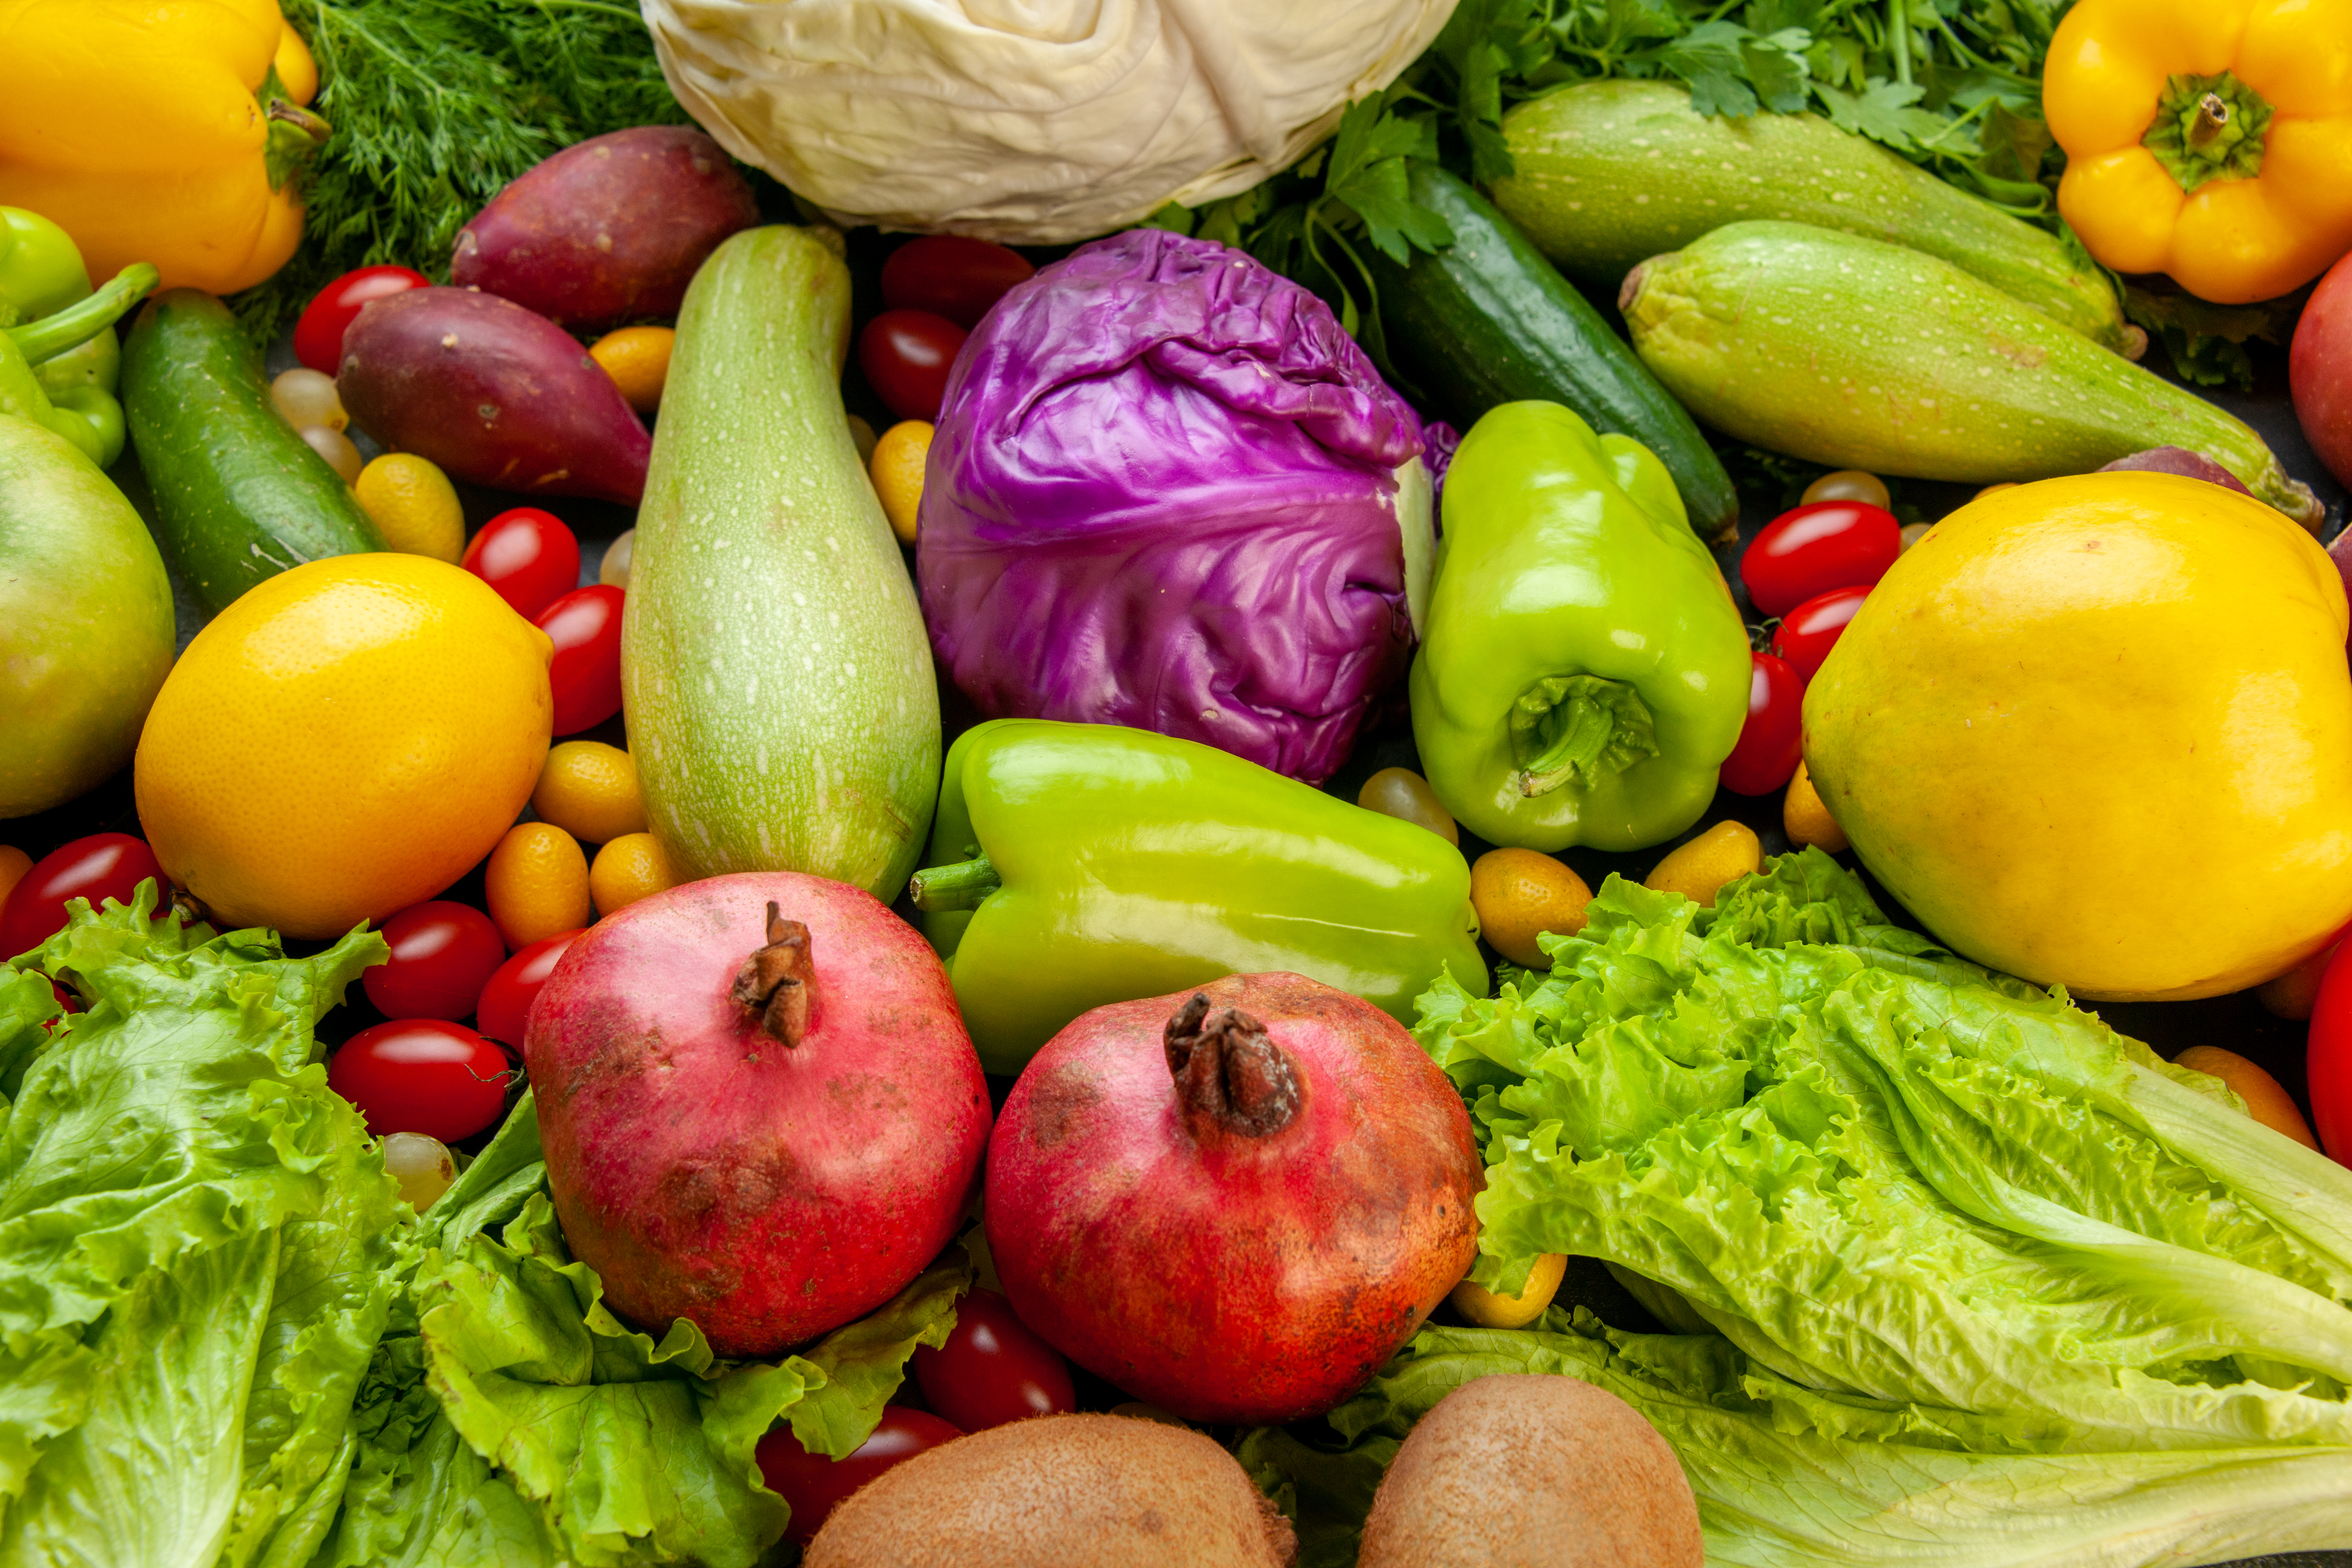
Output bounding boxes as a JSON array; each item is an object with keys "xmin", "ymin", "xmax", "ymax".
[
  {"xmin": 621, "ymin": 226, "xmax": 942, "ymax": 899},
  {"xmin": 1491, "ymin": 80, "xmax": 2144, "ymax": 359},
  {"xmin": 1622, "ymin": 222, "xmax": 2322, "ymax": 528},
  {"xmin": 122, "ymin": 289, "xmax": 384, "ymax": 615},
  {"xmin": 1372, "ymin": 163, "xmax": 1739, "ymax": 539}
]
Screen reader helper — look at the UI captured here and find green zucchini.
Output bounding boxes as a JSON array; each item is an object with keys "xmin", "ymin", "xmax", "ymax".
[
  {"xmin": 1372, "ymin": 163, "xmax": 1738, "ymax": 539},
  {"xmin": 122, "ymin": 289, "xmax": 384, "ymax": 615},
  {"xmin": 1622, "ymin": 222, "xmax": 2321, "ymax": 528},
  {"xmin": 621, "ymin": 226, "xmax": 942, "ymax": 899},
  {"xmin": 1491, "ymin": 80, "xmax": 2144, "ymax": 359}
]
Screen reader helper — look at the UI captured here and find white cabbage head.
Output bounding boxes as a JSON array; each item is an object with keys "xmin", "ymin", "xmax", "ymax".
[{"xmin": 638, "ymin": 0, "xmax": 1460, "ymax": 242}]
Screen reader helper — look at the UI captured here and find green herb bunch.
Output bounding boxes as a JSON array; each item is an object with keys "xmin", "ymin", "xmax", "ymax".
[
  {"xmin": 235, "ymin": 0, "xmax": 688, "ymax": 346},
  {"xmin": 1154, "ymin": 0, "xmax": 2074, "ymax": 374}
]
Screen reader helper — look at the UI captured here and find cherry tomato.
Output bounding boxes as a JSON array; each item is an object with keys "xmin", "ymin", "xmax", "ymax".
[
  {"xmin": 2307, "ymin": 943, "xmax": 2352, "ymax": 1161},
  {"xmin": 534, "ymin": 585, "xmax": 625, "ymax": 735},
  {"xmin": 364, "ymin": 901, "xmax": 507, "ymax": 1022},
  {"xmin": 1769, "ymin": 586, "xmax": 1871, "ymax": 685},
  {"xmin": 857, "ymin": 309, "xmax": 966, "ymax": 423},
  {"xmin": 911, "ymin": 1288, "xmax": 1076, "ymax": 1433},
  {"xmin": 462, "ymin": 507, "xmax": 581, "ymax": 621},
  {"xmin": 879, "ymin": 236, "xmax": 1035, "ymax": 329},
  {"xmin": 1719, "ymin": 651, "xmax": 1804, "ymax": 796},
  {"xmin": 294, "ymin": 265, "xmax": 430, "ymax": 376},
  {"xmin": 475, "ymin": 928, "xmax": 586, "ymax": 1048},
  {"xmin": 0, "ymin": 833, "xmax": 165, "ymax": 959},
  {"xmin": 757, "ymin": 1407, "xmax": 963, "ymax": 1544},
  {"xmin": 328, "ymin": 1019, "xmax": 512, "ymax": 1141},
  {"xmin": 1739, "ymin": 501, "xmax": 1901, "ymax": 617}
]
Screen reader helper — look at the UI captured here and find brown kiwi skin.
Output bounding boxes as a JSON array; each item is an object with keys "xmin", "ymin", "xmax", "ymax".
[
  {"xmin": 803, "ymin": 1412, "xmax": 1297, "ymax": 1568},
  {"xmin": 1357, "ymin": 1374, "xmax": 1703, "ymax": 1567}
]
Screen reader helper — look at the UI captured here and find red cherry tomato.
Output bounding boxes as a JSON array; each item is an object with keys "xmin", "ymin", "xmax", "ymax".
[
  {"xmin": 879, "ymin": 236, "xmax": 1035, "ymax": 329},
  {"xmin": 1769, "ymin": 586, "xmax": 1871, "ymax": 685},
  {"xmin": 1740, "ymin": 501, "xmax": 1901, "ymax": 618},
  {"xmin": 294, "ymin": 265, "xmax": 430, "ymax": 376},
  {"xmin": 911, "ymin": 1288, "xmax": 1076, "ymax": 1433},
  {"xmin": 757, "ymin": 1406, "xmax": 962, "ymax": 1544},
  {"xmin": 475, "ymin": 928, "xmax": 586, "ymax": 1048},
  {"xmin": 328, "ymin": 1019, "xmax": 511, "ymax": 1141},
  {"xmin": 462, "ymin": 507, "xmax": 581, "ymax": 621},
  {"xmin": 2308, "ymin": 944, "xmax": 2352, "ymax": 1161},
  {"xmin": 364, "ymin": 901, "xmax": 507, "ymax": 1022},
  {"xmin": 1719, "ymin": 651, "xmax": 1805, "ymax": 796},
  {"xmin": 534, "ymin": 585, "xmax": 625, "ymax": 735},
  {"xmin": 857, "ymin": 309, "xmax": 966, "ymax": 423},
  {"xmin": 0, "ymin": 833, "xmax": 165, "ymax": 959}
]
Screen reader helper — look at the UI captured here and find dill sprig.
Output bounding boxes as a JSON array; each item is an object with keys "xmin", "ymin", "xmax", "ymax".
[{"xmin": 235, "ymin": 0, "xmax": 687, "ymax": 346}]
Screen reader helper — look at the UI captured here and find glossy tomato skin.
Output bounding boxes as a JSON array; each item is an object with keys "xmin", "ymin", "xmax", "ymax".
[
  {"xmin": 757, "ymin": 1407, "xmax": 963, "ymax": 1545},
  {"xmin": 857, "ymin": 309, "xmax": 966, "ymax": 423},
  {"xmin": 534, "ymin": 586, "xmax": 625, "ymax": 734},
  {"xmin": 295, "ymin": 265, "xmax": 430, "ymax": 375},
  {"xmin": 1740, "ymin": 501, "xmax": 1901, "ymax": 618},
  {"xmin": 462, "ymin": 507, "xmax": 581, "ymax": 621},
  {"xmin": 910, "ymin": 1287, "xmax": 1076, "ymax": 1433},
  {"xmin": 879, "ymin": 237, "xmax": 1035, "ymax": 329},
  {"xmin": 475, "ymin": 928, "xmax": 586, "ymax": 1047},
  {"xmin": 2309, "ymin": 944, "xmax": 2352, "ymax": 1161},
  {"xmin": 1720, "ymin": 651, "xmax": 1805, "ymax": 796},
  {"xmin": 0, "ymin": 833, "xmax": 165, "ymax": 959},
  {"xmin": 364, "ymin": 901, "xmax": 507, "ymax": 1021},
  {"xmin": 330, "ymin": 1019, "xmax": 511, "ymax": 1140},
  {"xmin": 1771, "ymin": 586, "xmax": 1872, "ymax": 685}
]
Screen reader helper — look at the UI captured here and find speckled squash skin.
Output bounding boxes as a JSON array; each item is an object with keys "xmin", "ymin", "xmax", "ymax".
[
  {"xmin": 620, "ymin": 226, "xmax": 942, "ymax": 899},
  {"xmin": 985, "ymin": 973, "xmax": 1481, "ymax": 1425},
  {"xmin": 1490, "ymin": 79, "xmax": 2140, "ymax": 356},
  {"xmin": 525, "ymin": 870, "xmax": 990, "ymax": 1356}
]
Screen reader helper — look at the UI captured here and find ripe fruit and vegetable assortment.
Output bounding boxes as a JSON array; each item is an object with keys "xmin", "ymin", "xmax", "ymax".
[{"xmin": 10, "ymin": 4, "xmax": 2352, "ymax": 1567}]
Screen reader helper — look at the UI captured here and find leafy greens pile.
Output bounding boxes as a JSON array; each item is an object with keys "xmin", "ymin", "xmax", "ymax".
[
  {"xmin": 1245, "ymin": 851, "xmax": 2352, "ymax": 1566},
  {"xmin": 0, "ymin": 892, "xmax": 963, "ymax": 1567},
  {"xmin": 237, "ymin": 0, "xmax": 689, "ymax": 345}
]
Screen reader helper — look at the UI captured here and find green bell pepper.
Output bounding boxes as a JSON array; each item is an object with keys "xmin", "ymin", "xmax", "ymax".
[
  {"xmin": 1409, "ymin": 401, "xmax": 1751, "ymax": 853},
  {"xmin": 0, "ymin": 263, "xmax": 158, "ymax": 468},
  {"xmin": 910, "ymin": 718, "xmax": 1490, "ymax": 1074},
  {"xmin": 0, "ymin": 207, "xmax": 91, "ymax": 326}
]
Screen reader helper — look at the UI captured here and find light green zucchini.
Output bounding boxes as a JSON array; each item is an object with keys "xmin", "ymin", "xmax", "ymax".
[
  {"xmin": 1621, "ymin": 222, "xmax": 2320, "ymax": 528},
  {"xmin": 1491, "ymin": 80, "xmax": 2144, "ymax": 359},
  {"xmin": 620, "ymin": 225, "xmax": 942, "ymax": 897}
]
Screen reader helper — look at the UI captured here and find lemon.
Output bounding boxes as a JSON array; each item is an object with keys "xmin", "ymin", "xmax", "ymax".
[
  {"xmin": 134, "ymin": 555, "xmax": 552, "ymax": 940},
  {"xmin": 531, "ymin": 741, "xmax": 646, "ymax": 844},
  {"xmin": 354, "ymin": 453, "xmax": 465, "ymax": 563}
]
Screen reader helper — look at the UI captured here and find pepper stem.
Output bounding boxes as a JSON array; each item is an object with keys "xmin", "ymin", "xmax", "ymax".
[
  {"xmin": 8, "ymin": 264, "xmax": 159, "ymax": 365},
  {"xmin": 2143, "ymin": 71, "xmax": 2271, "ymax": 193},
  {"xmin": 2189, "ymin": 93, "xmax": 2231, "ymax": 151},
  {"xmin": 908, "ymin": 854, "xmax": 1000, "ymax": 912},
  {"xmin": 1164, "ymin": 992, "xmax": 1302, "ymax": 1140},
  {"xmin": 1510, "ymin": 674, "xmax": 1660, "ymax": 798},
  {"xmin": 729, "ymin": 902, "xmax": 814, "ymax": 1048},
  {"xmin": 260, "ymin": 65, "xmax": 332, "ymax": 192}
]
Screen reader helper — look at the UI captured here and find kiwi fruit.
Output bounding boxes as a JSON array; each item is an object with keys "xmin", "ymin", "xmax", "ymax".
[
  {"xmin": 1357, "ymin": 1374, "xmax": 1702, "ymax": 1566},
  {"xmin": 803, "ymin": 1412, "xmax": 1297, "ymax": 1568}
]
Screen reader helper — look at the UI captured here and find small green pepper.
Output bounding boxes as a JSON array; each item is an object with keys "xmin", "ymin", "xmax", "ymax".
[
  {"xmin": 1409, "ymin": 401, "xmax": 1752, "ymax": 853},
  {"xmin": 910, "ymin": 718, "xmax": 1490, "ymax": 1074},
  {"xmin": 0, "ymin": 264, "xmax": 158, "ymax": 467},
  {"xmin": 0, "ymin": 207, "xmax": 92, "ymax": 326}
]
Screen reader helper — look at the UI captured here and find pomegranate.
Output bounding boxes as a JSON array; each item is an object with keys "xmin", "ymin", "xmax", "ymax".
[
  {"xmin": 525, "ymin": 872, "xmax": 990, "ymax": 1357},
  {"xmin": 985, "ymin": 972, "xmax": 1480, "ymax": 1424}
]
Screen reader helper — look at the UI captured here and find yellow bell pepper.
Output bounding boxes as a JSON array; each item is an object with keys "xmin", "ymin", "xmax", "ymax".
[
  {"xmin": 2045, "ymin": 0, "xmax": 2352, "ymax": 305},
  {"xmin": 0, "ymin": 0, "xmax": 326, "ymax": 297}
]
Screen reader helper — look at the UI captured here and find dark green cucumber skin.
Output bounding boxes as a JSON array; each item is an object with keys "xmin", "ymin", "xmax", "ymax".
[
  {"xmin": 1373, "ymin": 163, "xmax": 1739, "ymax": 539},
  {"xmin": 1492, "ymin": 80, "xmax": 2142, "ymax": 358},
  {"xmin": 123, "ymin": 289, "xmax": 383, "ymax": 615}
]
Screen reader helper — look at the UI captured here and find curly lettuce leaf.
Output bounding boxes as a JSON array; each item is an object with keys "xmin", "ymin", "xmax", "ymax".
[
  {"xmin": 0, "ymin": 888, "xmax": 404, "ymax": 1568},
  {"xmin": 1249, "ymin": 1311, "xmax": 2352, "ymax": 1568},
  {"xmin": 1412, "ymin": 850, "xmax": 2352, "ymax": 1458}
]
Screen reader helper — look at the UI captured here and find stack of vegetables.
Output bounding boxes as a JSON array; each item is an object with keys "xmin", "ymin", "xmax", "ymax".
[{"xmin": 4, "ymin": 0, "xmax": 2352, "ymax": 1564}]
